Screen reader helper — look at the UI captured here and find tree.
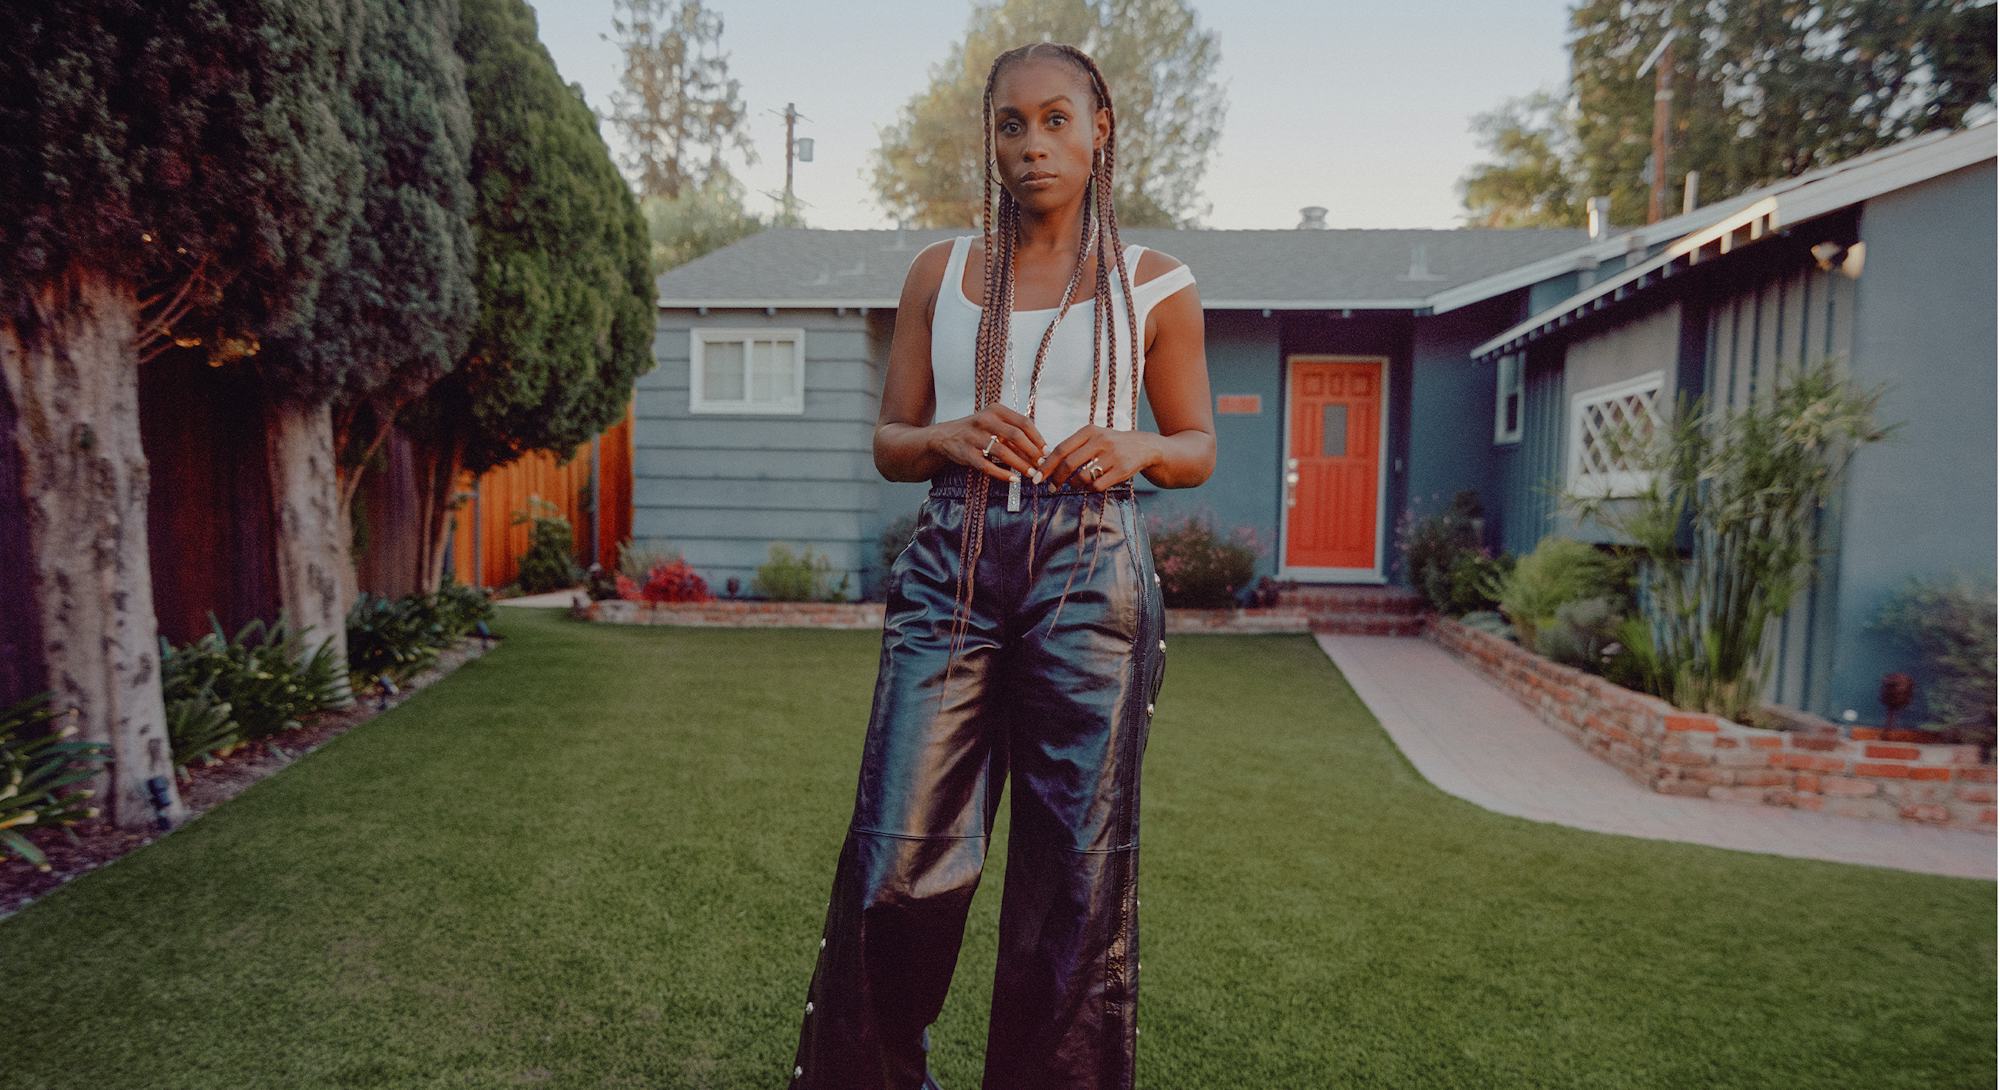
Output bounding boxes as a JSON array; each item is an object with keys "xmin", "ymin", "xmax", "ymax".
[
  {"xmin": 606, "ymin": 0, "xmax": 757, "ymax": 201},
  {"xmin": 1461, "ymin": 0, "xmax": 1997, "ymax": 227},
  {"xmin": 254, "ymin": 0, "xmax": 477, "ymax": 677},
  {"xmin": 642, "ymin": 172, "xmax": 768, "ymax": 276},
  {"xmin": 394, "ymin": 0, "xmax": 656, "ymax": 594},
  {"xmin": 1458, "ymin": 88, "xmax": 1587, "ymax": 228},
  {"xmin": 871, "ymin": 0, "xmax": 1225, "ymax": 229},
  {"xmin": 0, "ymin": 0, "xmax": 362, "ymax": 830}
]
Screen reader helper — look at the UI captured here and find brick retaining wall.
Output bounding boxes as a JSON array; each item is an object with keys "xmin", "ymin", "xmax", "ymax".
[
  {"xmin": 1424, "ymin": 615, "xmax": 1996, "ymax": 834},
  {"xmin": 577, "ymin": 598, "xmax": 1319, "ymax": 634}
]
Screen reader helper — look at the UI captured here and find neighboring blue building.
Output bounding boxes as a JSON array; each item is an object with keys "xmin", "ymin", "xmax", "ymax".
[{"xmin": 640, "ymin": 120, "xmax": 1995, "ymax": 723}]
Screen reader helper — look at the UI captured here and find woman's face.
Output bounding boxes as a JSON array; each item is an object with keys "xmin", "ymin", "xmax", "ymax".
[{"xmin": 991, "ymin": 58, "xmax": 1107, "ymax": 214}]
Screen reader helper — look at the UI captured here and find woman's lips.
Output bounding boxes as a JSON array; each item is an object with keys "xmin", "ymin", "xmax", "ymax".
[{"xmin": 1022, "ymin": 175, "xmax": 1056, "ymax": 189}]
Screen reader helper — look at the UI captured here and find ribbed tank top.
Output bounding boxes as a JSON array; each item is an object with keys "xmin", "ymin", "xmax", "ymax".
[{"xmin": 929, "ymin": 233, "xmax": 1197, "ymax": 445}]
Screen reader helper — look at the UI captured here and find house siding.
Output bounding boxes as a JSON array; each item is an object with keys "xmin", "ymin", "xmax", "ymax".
[
  {"xmin": 635, "ymin": 309, "xmax": 886, "ymax": 597},
  {"xmin": 1827, "ymin": 159, "xmax": 1998, "ymax": 724}
]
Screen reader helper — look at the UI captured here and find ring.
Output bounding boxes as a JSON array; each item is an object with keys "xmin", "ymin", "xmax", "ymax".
[
  {"xmin": 1082, "ymin": 457, "xmax": 1104, "ymax": 479},
  {"xmin": 982, "ymin": 434, "xmax": 1000, "ymax": 459}
]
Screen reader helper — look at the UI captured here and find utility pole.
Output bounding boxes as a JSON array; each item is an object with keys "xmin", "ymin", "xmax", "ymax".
[
  {"xmin": 1638, "ymin": 27, "xmax": 1677, "ymax": 224},
  {"xmin": 764, "ymin": 102, "xmax": 813, "ymax": 225}
]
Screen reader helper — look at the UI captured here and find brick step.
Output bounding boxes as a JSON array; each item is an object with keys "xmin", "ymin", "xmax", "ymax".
[{"xmin": 1275, "ymin": 585, "xmax": 1427, "ymax": 615}]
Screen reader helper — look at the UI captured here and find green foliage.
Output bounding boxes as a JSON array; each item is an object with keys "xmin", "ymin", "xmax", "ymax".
[
  {"xmin": 404, "ymin": 0, "xmax": 658, "ymax": 477},
  {"xmin": 0, "ymin": 692, "xmax": 109, "ymax": 871},
  {"xmin": 1148, "ymin": 511, "xmax": 1259, "ymax": 609},
  {"xmin": 160, "ymin": 612, "xmax": 351, "ymax": 750},
  {"xmin": 1566, "ymin": 355, "xmax": 1893, "ymax": 723},
  {"xmin": 642, "ymin": 177, "xmax": 768, "ymax": 276},
  {"xmin": 0, "ymin": 0, "xmax": 362, "ymax": 350},
  {"xmin": 1479, "ymin": 536, "xmax": 1628, "ymax": 651},
  {"xmin": 1873, "ymin": 573, "xmax": 1997, "ymax": 745},
  {"xmin": 1446, "ymin": 549, "xmax": 1512, "ymax": 616},
  {"xmin": 512, "ymin": 496, "xmax": 583, "ymax": 593},
  {"xmin": 1464, "ymin": 0, "xmax": 1997, "ymax": 228},
  {"xmin": 1395, "ymin": 490, "xmax": 1490, "ymax": 613},
  {"xmin": 618, "ymin": 538, "xmax": 685, "ymax": 582},
  {"xmin": 754, "ymin": 544, "xmax": 851, "ymax": 603},
  {"xmin": 1538, "ymin": 594, "xmax": 1627, "ymax": 672},
  {"xmin": 429, "ymin": 577, "xmax": 498, "ymax": 642},
  {"xmin": 871, "ymin": 0, "xmax": 1227, "ymax": 228},
  {"xmin": 346, "ymin": 594, "xmax": 444, "ymax": 688}
]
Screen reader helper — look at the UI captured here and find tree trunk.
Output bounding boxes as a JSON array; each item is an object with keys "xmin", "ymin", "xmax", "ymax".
[
  {"xmin": 411, "ymin": 416, "xmax": 465, "ymax": 596},
  {"xmin": 0, "ymin": 272, "xmax": 184, "ymax": 832},
  {"xmin": 264, "ymin": 398, "xmax": 356, "ymax": 707}
]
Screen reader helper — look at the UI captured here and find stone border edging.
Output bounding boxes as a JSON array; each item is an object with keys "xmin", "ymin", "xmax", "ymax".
[
  {"xmin": 1423, "ymin": 614, "xmax": 1996, "ymax": 833},
  {"xmin": 577, "ymin": 597, "xmax": 1326, "ymax": 634}
]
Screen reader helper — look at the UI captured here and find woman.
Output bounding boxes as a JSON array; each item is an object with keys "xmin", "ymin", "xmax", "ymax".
[{"xmin": 790, "ymin": 40, "xmax": 1214, "ymax": 1090}]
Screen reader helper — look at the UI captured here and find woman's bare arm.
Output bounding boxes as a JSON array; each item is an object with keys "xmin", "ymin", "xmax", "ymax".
[{"xmin": 1133, "ymin": 254, "xmax": 1215, "ymax": 489}]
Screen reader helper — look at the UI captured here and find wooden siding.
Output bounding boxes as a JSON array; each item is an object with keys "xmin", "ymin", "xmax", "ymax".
[
  {"xmin": 1703, "ymin": 257, "xmax": 1858, "ymax": 714},
  {"xmin": 633, "ymin": 313, "xmax": 884, "ymax": 597},
  {"xmin": 1496, "ymin": 340, "xmax": 1567, "ymax": 558},
  {"xmin": 446, "ymin": 398, "xmax": 634, "ymax": 589}
]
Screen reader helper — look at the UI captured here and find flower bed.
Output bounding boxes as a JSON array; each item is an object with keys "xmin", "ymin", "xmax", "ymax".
[
  {"xmin": 577, "ymin": 598, "xmax": 1322, "ymax": 635},
  {"xmin": 1425, "ymin": 614, "xmax": 1996, "ymax": 833}
]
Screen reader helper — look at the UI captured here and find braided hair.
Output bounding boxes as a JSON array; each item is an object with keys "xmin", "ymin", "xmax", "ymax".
[{"xmin": 938, "ymin": 42, "xmax": 1144, "ymax": 697}]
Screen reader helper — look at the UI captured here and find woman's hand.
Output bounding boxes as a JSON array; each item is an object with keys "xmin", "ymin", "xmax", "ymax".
[
  {"xmin": 928, "ymin": 405, "xmax": 1048, "ymax": 484},
  {"xmin": 1039, "ymin": 425, "xmax": 1162, "ymax": 490}
]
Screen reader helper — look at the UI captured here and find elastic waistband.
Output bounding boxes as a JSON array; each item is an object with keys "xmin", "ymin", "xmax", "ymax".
[{"xmin": 928, "ymin": 471, "xmax": 1133, "ymax": 501}]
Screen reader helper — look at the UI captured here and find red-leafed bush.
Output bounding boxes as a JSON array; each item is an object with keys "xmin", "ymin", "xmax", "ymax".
[{"xmin": 619, "ymin": 559, "xmax": 712, "ymax": 604}]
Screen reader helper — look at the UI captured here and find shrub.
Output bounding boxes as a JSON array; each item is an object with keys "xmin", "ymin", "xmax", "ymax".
[
  {"xmin": 617, "ymin": 538, "xmax": 683, "ymax": 582},
  {"xmin": 1564, "ymin": 355, "xmax": 1892, "ymax": 723},
  {"xmin": 1872, "ymin": 572, "xmax": 1997, "ymax": 750},
  {"xmin": 1149, "ymin": 511, "xmax": 1260, "ymax": 608},
  {"xmin": 1477, "ymin": 536, "xmax": 1627, "ymax": 650},
  {"xmin": 346, "ymin": 593, "xmax": 444, "ymax": 688},
  {"xmin": 1445, "ymin": 547, "xmax": 1510, "ymax": 615},
  {"xmin": 619, "ymin": 557, "xmax": 715, "ymax": 603},
  {"xmin": 754, "ymin": 544, "xmax": 851, "ymax": 602},
  {"xmin": 1538, "ymin": 594, "xmax": 1627, "ymax": 673},
  {"xmin": 161, "ymin": 612, "xmax": 350, "ymax": 745},
  {"xmin": 1396, "ymin": 490, "xmax": 1484, "ymax": 612},
  {"xmin": 424, "ymin": 578, "xmax": 497, "ymax": 641},
  {"xmin": 0, "ymin": 693, "xmax": 109, "ymax": 871},
  {"xmin": 512, "ymin": 496, "xmax": 582, "ymax": 593}
]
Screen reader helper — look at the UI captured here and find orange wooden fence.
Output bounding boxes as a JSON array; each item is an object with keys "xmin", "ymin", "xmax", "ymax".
[{"xmin": 448, "ymin": 396, "xmax": 634, "ymax": 589}]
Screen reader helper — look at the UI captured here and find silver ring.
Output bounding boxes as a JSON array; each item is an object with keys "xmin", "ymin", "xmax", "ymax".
[
  {"xmin": 1082, "ymin": 457, "xmax": 1104, "ymax": 479},
  {"xmin": 982, "ymin": 434, "xmax": 1000, "ymax": 459}
]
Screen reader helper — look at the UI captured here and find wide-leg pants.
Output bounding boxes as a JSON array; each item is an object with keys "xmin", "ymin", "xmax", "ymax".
[{"xmin": 788, "ymin": 471, "xmax": 1167, "ymax": 1090}]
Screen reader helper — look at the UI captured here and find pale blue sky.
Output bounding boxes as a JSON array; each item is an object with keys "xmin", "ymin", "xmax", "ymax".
[{"xmin": 531, "ymin": 0, "xmax": 1578, "ymax": 229}]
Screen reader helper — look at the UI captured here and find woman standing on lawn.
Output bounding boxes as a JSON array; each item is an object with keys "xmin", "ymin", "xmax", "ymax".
[{"xmin": 789, "ymin": 41, "xmax": 1214, "ymax": 1090}]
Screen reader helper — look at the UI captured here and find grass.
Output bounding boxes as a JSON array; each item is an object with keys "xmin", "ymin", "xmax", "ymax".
[{"xmin": 1, "ymin": 608, "xmax": 1992, "ymax": 1089}]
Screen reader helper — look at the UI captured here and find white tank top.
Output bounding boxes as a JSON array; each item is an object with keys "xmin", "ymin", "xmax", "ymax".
[{"xmin": 928, "ymin": 233, "xmax": 1196, "ymax": 444}]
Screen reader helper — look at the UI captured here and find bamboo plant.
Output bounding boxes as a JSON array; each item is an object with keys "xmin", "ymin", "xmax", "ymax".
[{"xmin": 1563, "ymin": 355, "xmax": 1894, "ymax": 724}]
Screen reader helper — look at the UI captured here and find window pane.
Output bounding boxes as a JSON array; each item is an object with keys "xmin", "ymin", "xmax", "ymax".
[
  {"xmin": 1321, "ymin": 403, "xmax": 1347, "ymax": 456},
  {"xmin": 750, "ymin": 339, "xmax": 790, "ymax": 403},
  {"xmin": 704, "ymin": 340, "xmax": 745, "ymax": 400}
]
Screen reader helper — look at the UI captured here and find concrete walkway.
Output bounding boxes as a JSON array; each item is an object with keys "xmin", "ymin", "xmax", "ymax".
[
  {"xmin": 493, "ymin": 589, "xmax": 587, "ymax": 609},
  {"xmin": 1314, "ymin": 632, "xmax": 1996, "ymax": 881}
]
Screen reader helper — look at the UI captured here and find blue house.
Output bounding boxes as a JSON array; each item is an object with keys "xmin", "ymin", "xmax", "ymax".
[{"xmin": 640, "ymin": 119, "xmax": 1995, "ymax": 723}]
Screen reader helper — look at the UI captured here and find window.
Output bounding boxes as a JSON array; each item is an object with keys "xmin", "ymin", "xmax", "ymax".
[
  {"xmin": 690, "ymin": 328, "xmax": 805, "ymax": 414},
  {"xmin": 1493, "ymin": 352, "xmax": 1523, "ymax": 444},
  {"xmin": 1567, "ymin": 370, "xmax": 1664, "ymax": 498}
]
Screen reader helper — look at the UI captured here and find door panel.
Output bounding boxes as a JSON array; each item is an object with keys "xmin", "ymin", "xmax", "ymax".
[{"xmin": 1285, "ymin": 359, "xmax": 1381, "ymax": 571}]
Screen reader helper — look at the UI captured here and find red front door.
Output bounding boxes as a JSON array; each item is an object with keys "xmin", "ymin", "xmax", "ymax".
[{"xmin": 1284, "ymin": 358, "xmax": 1382, "ymax": 572}]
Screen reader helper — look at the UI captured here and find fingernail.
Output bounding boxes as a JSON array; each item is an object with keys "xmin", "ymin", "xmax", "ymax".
[
  {"xmin": 1035, "ymin": 454, "xmax": 1046, "ymax": 465},
  {"xmin": 1009, "ymin": 471, "xmax": 1020, "ymax": 481},
  {"xmin": 1030, "ymin": 468, "xmax": 1043, "ymax": 482}
]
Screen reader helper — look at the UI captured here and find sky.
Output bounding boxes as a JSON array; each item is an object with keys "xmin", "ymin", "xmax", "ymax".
[{"xmin": 530, "ymin": 0, "xmax": 1579, "ymax": 230}]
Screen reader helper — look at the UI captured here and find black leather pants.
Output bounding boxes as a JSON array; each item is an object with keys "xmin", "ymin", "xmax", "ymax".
[{"xmin": 789, "ymin": 471, "xmax": 1167, "ymax": 1090}]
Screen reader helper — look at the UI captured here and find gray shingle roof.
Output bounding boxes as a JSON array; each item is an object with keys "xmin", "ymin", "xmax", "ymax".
[{"xmin": 654, "ymin": 225, "xmax": 1595, "ymax": 310}]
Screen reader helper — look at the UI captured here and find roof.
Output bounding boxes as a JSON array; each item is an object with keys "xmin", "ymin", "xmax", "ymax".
[
  {"xmin": 1469, "ymin": 119, "xmax": 1998, "ymax": 362},
  {"xmin": 654, "ymin": 225, "xmax": 1595, "ymax": 312}
]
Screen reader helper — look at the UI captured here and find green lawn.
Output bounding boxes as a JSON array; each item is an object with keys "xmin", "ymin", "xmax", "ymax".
[{"xmin": 3, "ymin": 609, "xmax": 1992, "ymax": 1089}]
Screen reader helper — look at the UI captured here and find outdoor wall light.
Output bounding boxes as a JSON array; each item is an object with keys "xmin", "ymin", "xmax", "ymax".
[{"xmin": 375, "ymin": 676, "xmax": 400, "ymax": 711}]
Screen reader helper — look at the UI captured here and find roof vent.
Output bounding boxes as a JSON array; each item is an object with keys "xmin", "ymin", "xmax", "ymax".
[
  {"xmin": 1399, "ymin": 241, "xmax": 1445, "ymax": 282},
  {"xmin": 1297, "ymin": 205, "xmax": 1329, "ymax": 229},
  {"xmin": 1586, "ymin": 196, "xmax": 1612, "ymax": 239}
]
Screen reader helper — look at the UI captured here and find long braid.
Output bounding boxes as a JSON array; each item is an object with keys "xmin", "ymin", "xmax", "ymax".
[{"xmin": 939, "ymin": 42, "xmax": 1141, "ymax": 693}]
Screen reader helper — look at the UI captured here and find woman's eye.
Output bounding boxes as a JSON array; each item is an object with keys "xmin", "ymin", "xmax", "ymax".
[{"xmin": 1048, "ymin": 114, "xmax": 1067, "ymax": 127}]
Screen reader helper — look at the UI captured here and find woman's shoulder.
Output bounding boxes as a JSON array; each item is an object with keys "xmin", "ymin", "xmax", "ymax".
[{"xmin": 1132, "ymin": 245, "xmax": 1188, "ymax": 287}]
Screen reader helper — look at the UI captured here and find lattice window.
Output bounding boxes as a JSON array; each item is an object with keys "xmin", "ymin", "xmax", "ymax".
[{"xmin": 1567, "ymin": 370, "xmax": 1664, "ymax": 497}]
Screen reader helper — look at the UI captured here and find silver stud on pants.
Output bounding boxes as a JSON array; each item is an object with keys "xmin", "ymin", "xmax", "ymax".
[{"xmin": 791, "ymin": 472, "xmax": 1166, "ymax": 1089}]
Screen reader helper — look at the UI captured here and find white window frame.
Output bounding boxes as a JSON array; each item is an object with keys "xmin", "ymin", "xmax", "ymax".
[
  {"xmin": 1493, "ymin": 352, "xmax": 1524, "ymax": 444},
  {"xmin": 1567, "ymin": 369, "xmax": 1665, "ymax": 498},
  {"xmin": 689, "ymin": 327, "xmax": 806, "ymax": 414}
]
